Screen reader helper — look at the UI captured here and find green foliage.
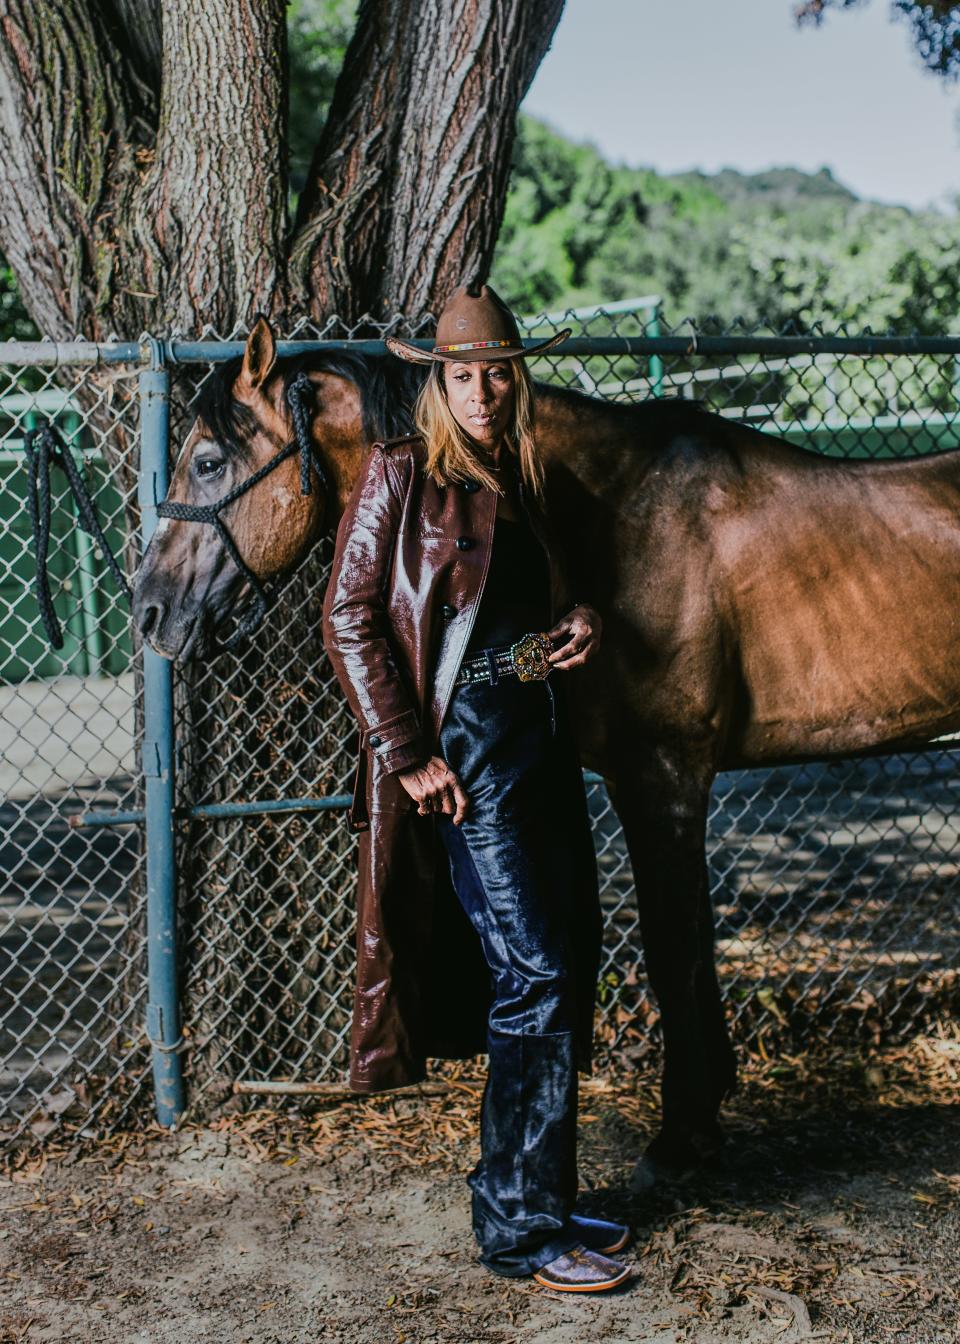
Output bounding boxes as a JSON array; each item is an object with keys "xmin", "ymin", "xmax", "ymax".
[
  {"xmin": 673, "ymin": 163, "xmax": 856, "ymax": 206},
  {"xmin": 492, "ymin": 114, "xmax": 960, "ymax": 337},
  {"xmin": 0, "ymin": 262, "xmax": 36, "ymax": 341},
  {"xmin": 287, "ymin": 0, "xmax": 357, "ymax": 197}
]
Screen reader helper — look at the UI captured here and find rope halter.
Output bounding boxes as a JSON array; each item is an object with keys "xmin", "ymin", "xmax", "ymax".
[{"xmin": 156, "ymin": 371, "xmax": 331, "ymax": 649}]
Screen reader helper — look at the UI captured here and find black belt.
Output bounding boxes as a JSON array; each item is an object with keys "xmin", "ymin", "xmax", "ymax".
[{"xmin": 453, "ymin": 631, "xmax": 554, "ymax": 687}]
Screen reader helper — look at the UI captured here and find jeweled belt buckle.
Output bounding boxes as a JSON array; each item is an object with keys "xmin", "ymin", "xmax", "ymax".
[{"xmin": 509, "ymin": 631, "xmax": 552, "ymax": 682}]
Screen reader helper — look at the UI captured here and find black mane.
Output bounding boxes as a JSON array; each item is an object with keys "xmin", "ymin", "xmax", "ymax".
[{"xmin": 194, "ymin": 349, "xmax": 426, "ymax": 459}]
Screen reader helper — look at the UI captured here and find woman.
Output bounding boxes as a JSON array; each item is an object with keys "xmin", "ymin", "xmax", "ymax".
[{"xmin": 322, "ymin": 283, "xmax": 630, "ymax": 1292}]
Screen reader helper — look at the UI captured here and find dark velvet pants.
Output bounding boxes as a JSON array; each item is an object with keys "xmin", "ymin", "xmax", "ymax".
[{"xmin": 436, "ymin": 667, "xmax": 602, "ymax": 1277}]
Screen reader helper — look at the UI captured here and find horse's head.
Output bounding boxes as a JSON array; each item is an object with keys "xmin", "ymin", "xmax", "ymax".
[{"xmin": 133, "ymin": 318, "xmax": 366, "ymax": 661}]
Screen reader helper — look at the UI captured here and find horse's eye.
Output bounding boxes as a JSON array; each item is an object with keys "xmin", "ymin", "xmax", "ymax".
[{"xmin": 194, "ymin": 458, "xmax": 224, "ymax": 480}]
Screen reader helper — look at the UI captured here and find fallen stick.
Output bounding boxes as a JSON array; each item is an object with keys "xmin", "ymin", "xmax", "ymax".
[
  {"xmin": 232, "ymin": 1076, "xmax": 615, "ymax": 1099},
  {"xmin": 232, "ymin": 1079, "xmax": 483, "ymax": 1099},
  {"xmin": 747, "ymin": 1285, "xmax": 813, "ymax": 1339}
]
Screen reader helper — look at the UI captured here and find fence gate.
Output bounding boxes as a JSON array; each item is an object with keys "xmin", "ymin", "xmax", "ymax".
[{"xmin": 2, "ymin": 319, "xmax": 960, "ymax": 1144}]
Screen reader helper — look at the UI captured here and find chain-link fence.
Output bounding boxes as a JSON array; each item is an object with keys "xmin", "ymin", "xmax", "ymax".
[
  {"xmin": 0, "ymin": 350, "xmax": 147, "ymax": 1142},
  {"xmin": 2, "ymin": 312, "xmax": 960, "ymax": 1145}
]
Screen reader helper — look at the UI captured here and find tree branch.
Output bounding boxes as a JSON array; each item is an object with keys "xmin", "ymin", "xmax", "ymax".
[
  {"xmin": 796, "ymin": 0, "xmax": 960, "ymax": 79},
  {"xmin": 291, "ymin": 0, "xmax": 565, "ymax": 324}
]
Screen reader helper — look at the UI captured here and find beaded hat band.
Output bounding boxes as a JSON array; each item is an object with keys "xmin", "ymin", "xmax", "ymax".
[{"xmin": 385, "ymin": 283, "xmax": 570, "ymax": 365}]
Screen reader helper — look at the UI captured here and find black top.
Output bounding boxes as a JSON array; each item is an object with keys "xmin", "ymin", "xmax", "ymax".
[{"xmin": 464, "ymin": 512, "xmax": 551, "ymax": 654}]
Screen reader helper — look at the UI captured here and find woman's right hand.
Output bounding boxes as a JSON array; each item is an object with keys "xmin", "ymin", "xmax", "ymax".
[{"xmin": 396, "ymin": 755, "xmax": 470, "ymax": 825}]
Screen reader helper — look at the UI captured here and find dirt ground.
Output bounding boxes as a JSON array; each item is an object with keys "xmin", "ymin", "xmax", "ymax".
[{"xmin": 1, "ymin": 1032, "xmax": 958, "ymax": 1344}]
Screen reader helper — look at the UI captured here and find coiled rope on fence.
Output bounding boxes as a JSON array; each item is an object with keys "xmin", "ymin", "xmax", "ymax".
[{"xmin": 24, "ymin": 421, "xmax": 131, "ymax": 650}]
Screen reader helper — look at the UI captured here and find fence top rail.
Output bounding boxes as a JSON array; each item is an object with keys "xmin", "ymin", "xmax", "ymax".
[{"xmin": 3, "ymin": 333, "xmax": 960, "ymax": 368}]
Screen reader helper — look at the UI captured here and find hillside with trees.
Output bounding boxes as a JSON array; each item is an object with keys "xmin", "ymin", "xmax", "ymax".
[{"xmin": 492, "ymin": 114, "xmax": 960, "ymax": 335}]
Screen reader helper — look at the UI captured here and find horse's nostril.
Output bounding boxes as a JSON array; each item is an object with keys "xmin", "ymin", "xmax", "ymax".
[{"xmin": 137, "ymin": 601, "xmax": 163, "ymax": 639}]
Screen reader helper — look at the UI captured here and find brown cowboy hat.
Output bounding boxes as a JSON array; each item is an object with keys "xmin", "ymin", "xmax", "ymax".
[{"xmin": 385, "ymin": 282, "xmax": 571, "ymax": 364}]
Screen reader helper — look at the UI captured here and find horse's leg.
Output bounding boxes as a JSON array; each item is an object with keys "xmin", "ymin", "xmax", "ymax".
[{"xmin": 609, "ymin": 743, "xmax": 735, "ymax": 1184}]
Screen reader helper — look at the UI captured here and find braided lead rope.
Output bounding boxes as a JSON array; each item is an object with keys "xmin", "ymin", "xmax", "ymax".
[
  {"xmin": 287, "ymin": 370, "xmax": 319, "ymax": 498},
  {"xmin": 24, "ymin": 422, "xmax": 132, "ymax": 651},
  {"xmin": 217, "ymin": 513, "xmax": 269, "ymax": 648}
]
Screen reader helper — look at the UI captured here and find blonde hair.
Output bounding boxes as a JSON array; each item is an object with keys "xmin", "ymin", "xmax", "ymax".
[{"xmin": 413, "ymin": 359, "xmax": 544, "ymax": 502}]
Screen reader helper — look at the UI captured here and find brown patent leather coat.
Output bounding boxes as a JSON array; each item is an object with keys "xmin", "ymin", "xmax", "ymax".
[{"xmin": 321, "ymin": 434, "xmax": 582, "ymax": 1092}]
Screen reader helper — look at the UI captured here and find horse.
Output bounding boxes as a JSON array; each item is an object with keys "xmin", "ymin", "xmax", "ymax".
[{"xmin": 134, "ymin": 318, "xmax": 960, "ymax": 1185}]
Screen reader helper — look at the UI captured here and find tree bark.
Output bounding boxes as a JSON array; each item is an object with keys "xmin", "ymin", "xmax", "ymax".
[
  {"xmin": 128, "ymin": 0, "xmax": 289, "ymax": 330},
  {"xmin": 291, "ymin": 0, "xmax": 565, "ymax": 323},
  {"xmin": 0, "ymin": 0, "xmax": 147, "ymax": 338},
  {"xmin": 0, "ymin": 0, "xmax": 563, "ymax": 331},
  {"xmin": 0, "ymin": 0, "xmax": 288, "ymax": 339}
]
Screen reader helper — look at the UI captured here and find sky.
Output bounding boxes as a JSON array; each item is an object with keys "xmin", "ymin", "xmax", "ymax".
[{"xmin": 522, "ymin": 0, "xmax": 960, "ymax": 212}]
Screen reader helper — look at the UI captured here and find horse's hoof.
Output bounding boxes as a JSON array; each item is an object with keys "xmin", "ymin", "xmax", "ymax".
[
  {"xmin": 630, "ymin": 1150, "xmax": 689, "ymax": 1192},
  {"xmin": 630, "ymin": 1128, "xmax": 724, "ymax": 1192}
]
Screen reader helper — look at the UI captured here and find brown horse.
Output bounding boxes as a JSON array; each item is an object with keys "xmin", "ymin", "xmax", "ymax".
[{"xmin": 134, "ymin": 320, "xmax": 960, "ymax": 1183}]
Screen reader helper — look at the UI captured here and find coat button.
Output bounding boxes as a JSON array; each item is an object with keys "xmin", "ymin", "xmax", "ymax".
[
  {"xmin": 368, "ymin": 734, "xmax": 382, "ymax": 748},
  {"xmin": 463, "ymin": 479, "xmax": 481, "ymax": 492},
  {"xmin": 456, "ymin": 536, "xmax": 474, "ymax": 551},
  {"xmin": 441, "ymin": 603, "xmax": 457, "ymax": 619}
]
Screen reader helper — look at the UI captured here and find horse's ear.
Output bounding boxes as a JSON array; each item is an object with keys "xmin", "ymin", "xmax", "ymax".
[{"xmin": 240, "ymin": 316, "xmax": 277, "ymax": 391}]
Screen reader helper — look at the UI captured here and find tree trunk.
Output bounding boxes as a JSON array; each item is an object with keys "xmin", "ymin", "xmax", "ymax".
[
  {"xmin": 291, "ymin": 0, "xmax": 565, "ymax": 323},
  {"xmin": 128, "ymin": 0, "xmax": 289, "ymax": 329},
  {"xmin": 0, "ymin": 0, "xmax": 148, "ymax": 339},
  {"xmin": 0, "ymin": 0, "xmax": 565, "ymax": 1114},
  {"xmin": 0, "ymin": 0, "xmax": 288, "ymax": 339}
]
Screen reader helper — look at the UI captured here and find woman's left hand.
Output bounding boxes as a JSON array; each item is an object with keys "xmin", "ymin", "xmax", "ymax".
[{"xmin": 545, "ymin": 603, "xmax": 602, "ymax": 671}]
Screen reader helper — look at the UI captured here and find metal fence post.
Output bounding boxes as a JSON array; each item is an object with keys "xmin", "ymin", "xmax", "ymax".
[
  {"xmin": 646, "ymin": 302, "xmax": 664, "ymax": 397},
  {"xmin": 138, "ymin": 344, "xmax": 185, "ymax": 1126}
]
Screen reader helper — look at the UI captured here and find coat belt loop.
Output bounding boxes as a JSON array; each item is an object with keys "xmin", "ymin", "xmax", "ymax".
[{"xmin": 484, "ymin": 648, "xmax": 498, "ymax": 686}]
